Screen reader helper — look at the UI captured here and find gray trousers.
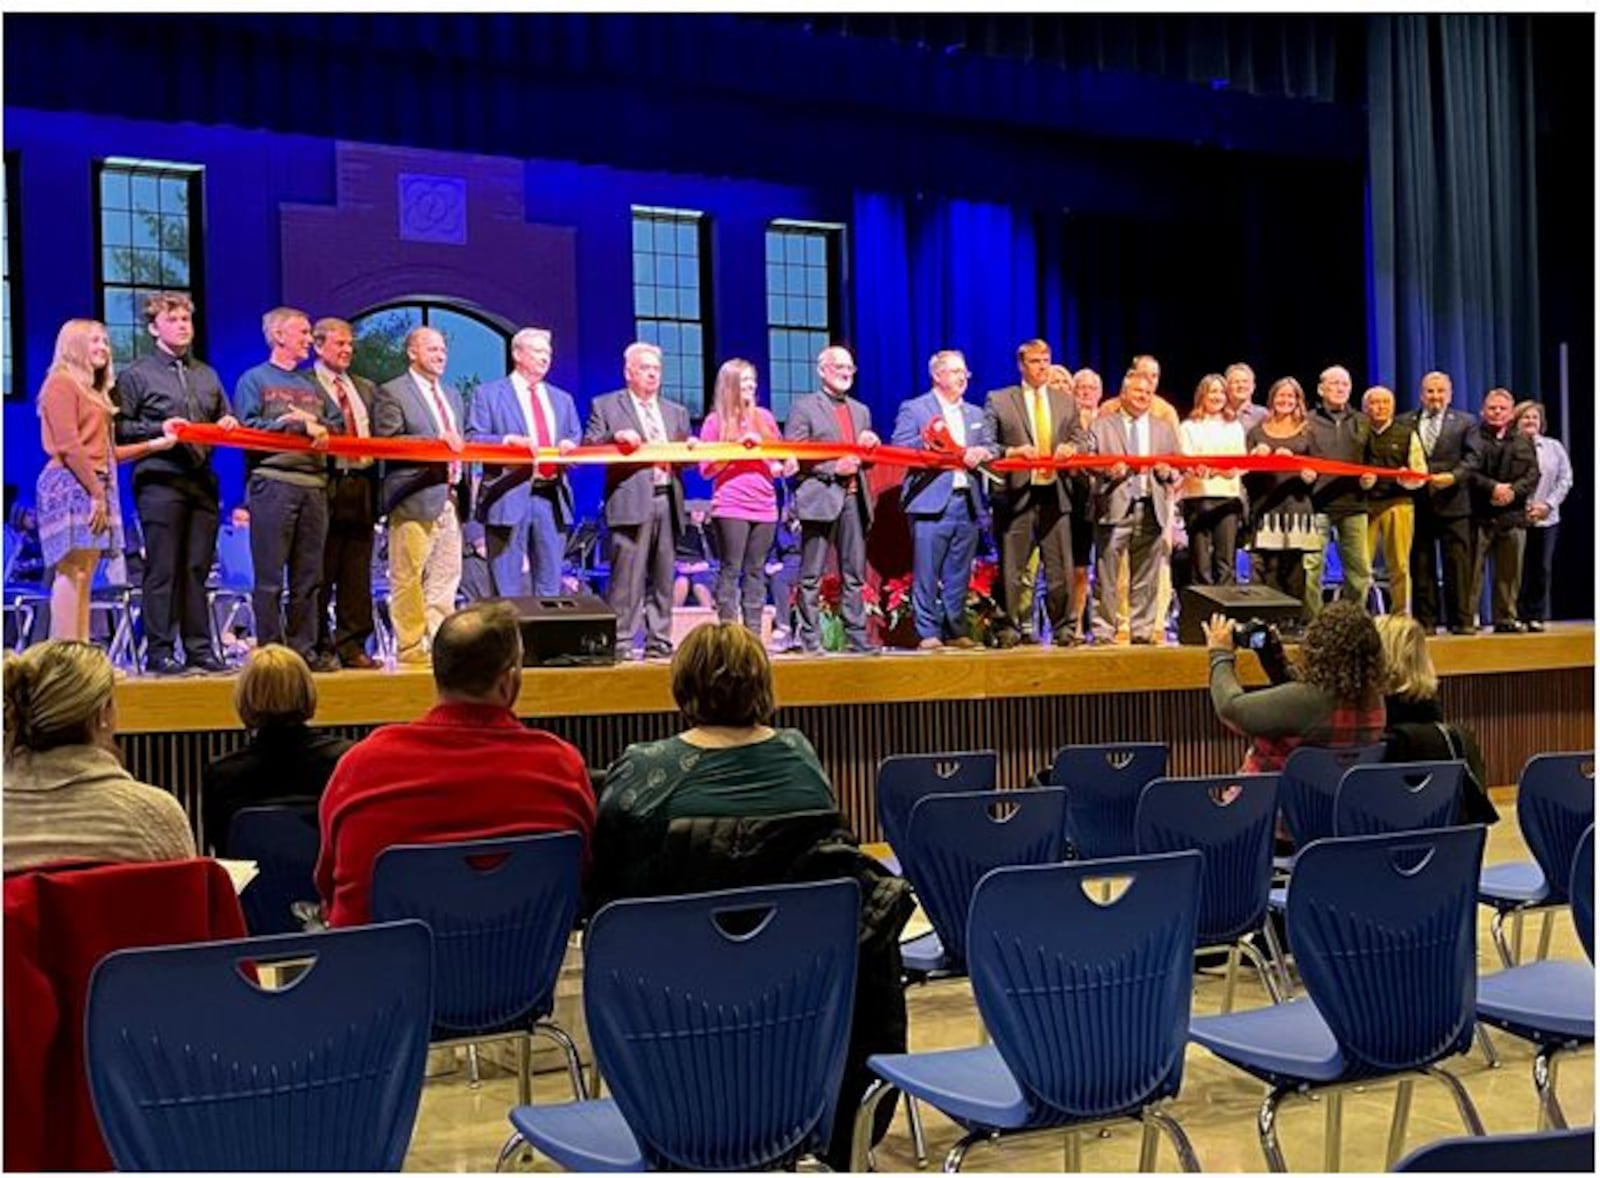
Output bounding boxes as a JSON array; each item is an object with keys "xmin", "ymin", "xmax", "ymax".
[
  {"xmin": 1093, "ymin": 502, "xmax": 1166, "ymax": 643},
  {"xmin": 1471, "ymin": 524, "xmax": 1526, "ymax": 626},
  {"xmin": 797, "ymin": 502, "xmax": 870, "ymax": 652},
  {"xmin": 607, "ymin": 492, "xmax": 676, "ymax": 655}
]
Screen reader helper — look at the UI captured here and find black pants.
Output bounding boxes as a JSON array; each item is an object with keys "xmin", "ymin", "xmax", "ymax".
[
  {"xmin": 318, "ymin": 473, "xmax": 376, "ymax": 661},
  {"xmin": 995, "ymin": 490, "xmax": 1073, "ymax": 637},
  {"xmin": 1254, "ymin": 549, "xmax": 1308, "ymax": 619},
  {"xmin": 1411, "ymin": 508, "xmax": 1472, "ymax": 629},
  {"xmin": 798, "ymin": 502, "xmax": 870, "ymax": 653},
  {"xmin": 1519, "ymin": 524, "xmax": 1559, "ymax": 622},
  {"xmin": 248, "ymin": 474, "xmax": 329, "ymax": 658},
  {"xmin": 713, "ymin": 516, "xmax": 776, "ymax": 633},
  {"xmin": 1184, "ymin": 497, "xmax": 1242, "ymax": 586},
  {"xmin": 135, "ymin": 473, "xmax": 220, "ymax": 662}
]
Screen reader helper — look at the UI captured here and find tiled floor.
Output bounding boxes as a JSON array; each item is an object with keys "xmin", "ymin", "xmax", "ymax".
[{"xmin": 402, "ymin": 809, "xmax": 1594, "ymax": 1172}]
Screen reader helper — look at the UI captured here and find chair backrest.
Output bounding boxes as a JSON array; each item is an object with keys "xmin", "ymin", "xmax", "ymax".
[
  {"xmin": 1333, "ymin": 761, "xmax": 1463, "ymax": 837},
  {"xmin": 1134, "ymin": 774, "xmax": 1279, "ymax": 946},
  {"xmin": 1278, "ymin": 743, "xmax": 1387, "ymax": 846},
  {"xmin": 902, "ymin": 788, "xmax": 1066, "ymax": 968},
  {"xmin": 875, "ymin": 750, "xmax": 997, "ymax": 853},
  {"xmin": 216, "ymin": 524, "xmax": 254, "ymax": 592},
  {"xmin": 583, "ymin": 879, "xmax": 859, "ymax": 1171},
  {"xmin": 1517, "ymin": 752, "xmax": 1597, "ymax": 906},
  {"xmin": 1049, "ymin": 742, "xmax": 1168, "ymax": 859},
  {"xmin": 1571, "ymin": 825, "xmax": 1594, "ymax": 963},
  {"xmin": 87, "ymin": 921, "xmax": 434, "ymax": 1171},
  {"xmin": 227, "ymin": 805, "xmax": 321, "ymax": 936},
  {"xmin": 1393, "ymin": 1126, "xmax": 1594, "ymax": 1172},
  {"xmin": 1287, "ymin": 826, "xmax": 1485, "ymax": 1076},
  {"xmin": 967, "ymin": 851, "xmax": 1202, "ymax": 1120},
  {"xmin": 370, "ymin": 832, "xmax": 583, "ymax": 1035}
]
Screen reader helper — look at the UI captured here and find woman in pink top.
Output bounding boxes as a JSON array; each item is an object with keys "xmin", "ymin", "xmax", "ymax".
[{"xmin": 698, "ymin": 360, "xmax": 796, "ymax": 633}]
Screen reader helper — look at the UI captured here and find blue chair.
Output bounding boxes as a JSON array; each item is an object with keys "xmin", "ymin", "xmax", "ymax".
[
  {"xmin": 1474, "ymin": 824, "xmax": 1594, "ymax": 1130},
  {"xmin": 1278, "ymin": 743, "xmax": 1388, "ymax": 849},
  {"xmin": 86, "ymin": 921, "xmax": 434, "ymax": 1171},
  {"xmin": 1392, "ymin": 1126, "xmax": 1594, "ymax": 1172},
  {"xmin": 371, "ymin": 833, "xmax": 588, "ymax": 1106},
  {"xmin": 1479, "ymin": 751, "xmax": 1596, "ymax": 967},
  {"xmin": 208, "ymin": 523, "xmax": 255, "ymax": 660},
  {"xmin": 2, "ymin": 524, "xmax": 47, "ymax": 650},
  {"xmin": 1190, "ymin": 826, "xmax": 1489, "ymax": 1172},
  {"xmin": 1333, "ymin": 761, "xmax": 1464, "ymax": 837},
  {"xmin": 227, "ymin": 804, "xmax": 321, "ymax": 935},
  {"xmin": 874, "ymin": 750, "xmax": 998, "ymax": 867},
  {"xmin": 1049, "ymin": 742, "xmax": 1168, "ymax": 860},
  {"xmin": 89, "ymin": 558, "xmax": 142, "ymax": 671},
  {"xmin": 501, "ymin": 879, "xmax": 860, "ymax": 1171},
  {"xmin": 851, "ymin": 852, "xmax": 1204, "ymax": 1173},
  {"xmin": 1135, "ymin": 774, "xmax": 1283, "ymax": 1011}
]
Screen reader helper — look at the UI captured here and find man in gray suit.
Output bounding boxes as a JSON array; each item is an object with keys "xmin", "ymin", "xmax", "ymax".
[
  {"xmin": 584, "ymin": 341, "xmax": 693, "ymax": 660},
  {"xmin": 1088, "ymin": 369, "xmax": 1180, "ymax": 645},
  {"xmin": 783, "ymin": 345, "xmax": 881, "ymax": 654},
  {"xmin": 372, "ymin": 326, "xmax": 467, "ymax": 665}
]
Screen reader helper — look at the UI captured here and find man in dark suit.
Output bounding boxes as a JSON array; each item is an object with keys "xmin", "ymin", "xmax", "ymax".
[
  {"xmin": 466, "ymin": 327, "xmax": 581, "ymax": 597},
  {"xmin": 983, "ymin": 338, "xmax": 1087, "ymax": 647},
  {"xmin": 1402, "ymin": 371, "xmax": 1482, "ymax": 634},
  {"xmin": 784, "ymin": 345, "xmax": 881, "ymax": 654},
  {"xmin": 372, "ymin": 326, "xmax": 467, "ymax": 665},
  {"xmin": 1087, "ymin": 369, "xmax": 1180, "ymax": 645},
  {"xmin": 310, "ymin": 317, "xmax": 380, "ymax": 670},
  {"xmin": 584, "ymin": 341, "xmax": 693, "ymax": 660},
  {"xmin": 891, "ymin": 350, "xmax": 996, "ymax": 649},
  {"xmin": 1467, "ymin": 387, "xmax": 1540, "ymax": 632}
]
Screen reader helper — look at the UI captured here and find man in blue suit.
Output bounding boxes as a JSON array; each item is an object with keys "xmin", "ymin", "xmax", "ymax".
[
  {"xmin": 892, "ymin": 351, "xmax": 996, "ymax": 649},
  {"xmin": 465, "ymin": 327, "xmax": 581, "ymax": 597}
]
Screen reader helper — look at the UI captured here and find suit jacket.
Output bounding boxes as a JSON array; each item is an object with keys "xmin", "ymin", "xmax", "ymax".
[
  {"xmin": 890, "ymin": 391, "xmax": 994, "ymax": 516},
  {"xmin": 373, "ymin": 372, "xmax": 467, "ymax": 522},
  {"xmin": 466, "ymin": 375, "xmax": 582, "ymax": 528},
  {"xmin": 1087, "ymin": 410, "xmax": 1180, "ymax": 529},
  {"xmin": 314, "ymin": 370, "xmax": 379, "ymax": 526},
  {"xmin": 784, "ymin": 390, "xmax": 876, "ymax": 524},
  {"xmin": 583, "ymin": 389, "xmax": 691, "ymax": 530},
  {"xmin": 982, "ymin": 384, "xmax": 1086, "ymax": 512},
  {"xmin": 1469, "ymin": 423, "xmax": 1540, "ymax": 530},
  {"xmin": 1398, "ymin": 407, "xmax": 1480, "ymax": 519}
]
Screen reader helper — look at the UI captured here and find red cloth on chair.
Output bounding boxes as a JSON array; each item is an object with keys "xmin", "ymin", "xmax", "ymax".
[{"xmin": 3, "ymin": 859, "xmax": 246, "ymax": 1171}]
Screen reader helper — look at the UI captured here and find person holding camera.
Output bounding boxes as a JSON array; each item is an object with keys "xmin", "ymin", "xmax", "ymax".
[{"xmin": 1204, "ymin": 599, "xmax": 1387, "ymax": 773}]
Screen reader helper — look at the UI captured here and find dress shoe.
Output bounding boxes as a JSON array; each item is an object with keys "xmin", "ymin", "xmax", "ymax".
[
  {"xmin": 1448, "ymin": 625, "xmax": 1478, "ymax": 636},
  {"xmin": 1493, "ymin": 620, "xmax": 1526, "ymax": 634},
  {"xmin": 147, "ymin": 654, "xmax": 188, "ymax": 677},
  {"xmin": 340, "ymin": 651, "xmax": 380, "ymax": 670},
  {"xmin": 307, "ymin": 652, "xmax": 342, "ymax": 673},
  {"xmin": 1051, "ymin": 632, "xmax": 1081, "ymax": 649},
  {"xmin": 396, "ymin": 649, "xmax": 431, "ymax": 667},
  {"xmin": 1526, "ymin": 619, "xmax": 1546, "ymax": 632},
  {"xmin": 917, "ymin": 636, "xmax": 944, "ymax": 651},
  {"xmin": 187, "ymin": 652, "xmax": 229, "ymax": 675},
  {"xmin": 644, "ymin": 646, "xmax": 674, "ymax": 661},
  {"xmin": 992, "ymin": 627, "xmax": 1023, "ymax": 650},
  {"xmin": 1129, "ymin": 636, "xmax": 1155, "ymax": 646},
  {"xmin": 944, "ymin": 636, "xmax": 977, "ymax": 650}
]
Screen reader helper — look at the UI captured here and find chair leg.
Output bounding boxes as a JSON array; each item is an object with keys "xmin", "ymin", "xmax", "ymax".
[
  {"xmin": 1138, "ymin": 1119, "xmax": 1160, "ymax": 1172},
  {"xmin": 1534, "ymin": 1046, "xmax": 1568, "ymax": 1130},
  {"xmin": 1536, "ymin": 908, "xmax": 1555, "ymax": 962},
  {"xmin": 1423, "ymin": 1064, "xmax": 1487, "ymax": 1136},
  {"xmin": 1221, "ymin": 942, "xmax": 1241, "ymax": 1014},
  {"xmin": 851, "ymin": 1079, "xmax": 897, "ymax": 1173},
  {"xmin": 1384, "ymin": 1078, "xmax": 1414, "ymax": 1170},
  {"xmin": 1145, "ymin": 1106, "xmax": 1201, "ymax": 1173},
  {"xmin": 495, "ymin": 1131, "xmax": 532, "ymax": 1173},
  {"xmin": 1511, "ymin": 908, "xmax": 1527, "ymax": 965},
  {"xmin": 467, "ymin": 1043, "xmax": 482, "ymax": 1088},
  {"xmin": 1475, "ymin": 1023, "xmax": 1502, "ymax": 1069},
  {"xmin": 1240, "ymin": 937, "xmax": 1285, "ymax": 1004},
  {"xmin": 907, "ymin": 1095, "xmax": 929, "ymax": 1168},
  {"xmin": 1489, "ymin": 909, "xmax": 1517, "ymax": 969},
  {"xmin": 514, "ymin": 1034, "xmax": 532, "ymax": 1107},
  {"xmin": 531, "ymin": 1020, "xmax": 590, "ymax": 1100},
  {"xmin": 942, "ymin": 1131, "xmax": 993, "ymax": 1174},
  {"xmin": 1261, "ymin": 915, "xmax": 1294, "ymax": 997},
  {"xmin": 1323, "ymin": 1089, "xmax": 1343, "ymax": 1172},
  {"xmin": 1257, "ymin": 1086, "xmax": 1294, "ymax": 1172},
  {"xmin": 1062, "ymin": 1128, "xmax": 1081, "ymax": 1172}
]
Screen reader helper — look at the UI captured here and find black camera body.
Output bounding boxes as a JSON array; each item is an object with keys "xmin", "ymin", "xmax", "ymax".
[{"xmin": 1232, "ymin": 617, "xmax": 1276, "ymax": 652}]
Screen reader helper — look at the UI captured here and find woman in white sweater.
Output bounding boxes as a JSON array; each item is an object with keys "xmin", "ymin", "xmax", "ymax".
[{"xmin": 1178, "ymin": 374, "xmax": 1248, "ymax": 585}]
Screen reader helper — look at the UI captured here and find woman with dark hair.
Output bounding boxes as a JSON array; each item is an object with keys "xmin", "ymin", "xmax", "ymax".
[
  {"xmin": 1205, "ymin": 599, "xmax": 1387, "ymax": 773},
  {"xmin": 1244, "ymin": 377, "xmax": 1319, "ymax": 615}
]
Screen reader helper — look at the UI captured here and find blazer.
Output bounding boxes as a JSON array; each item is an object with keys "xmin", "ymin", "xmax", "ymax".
[
  {"xmin": 890, "ymin": 391, "xmax": 994, "ymax": 516},
  {"xmin": 1398, "ymin": 407, "xmax": 1481, "ymax": 519},
  {"xmin": 466, "ymin": 376, "xmax": 582, "ymax": 528},
  {"xmin": 373, "ymin": 372, "xmax": 467, "ymax": 522},
  {"xmin": 784, "ymin": 390, "xmax": 876, "ymax": 524},
  {"xmin": 1087, "ymin": 410, "xmax": 1181, "ymax": 529},
  {"xmin": 315, "ymin": 370, "xmax": 380, "ymax": 526},
  {"xmin": 1469, "ymin": 424, "xmax": 1540, "ymax": 530},
  {"xmin": 583, "ymin": 389, "xmax": 691, "ymax": 530},
  {"xmin": 982, "ymin": 383, "xmax": 1087, "ymax": 512}
]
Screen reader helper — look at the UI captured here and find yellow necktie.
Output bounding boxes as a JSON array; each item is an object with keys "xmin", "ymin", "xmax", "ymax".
[{"xmin": 1031, "ymin": 388, "xmax": 1053, "ymax": 486}]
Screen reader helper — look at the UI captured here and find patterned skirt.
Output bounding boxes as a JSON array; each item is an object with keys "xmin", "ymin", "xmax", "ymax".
[
  {"xmin": 38, "ymin": 463, "xmax": 125, "ymax": 569},
  {"xmin": 1251, "ymin": 508, "xmax": 1319, "ymax": 552}
]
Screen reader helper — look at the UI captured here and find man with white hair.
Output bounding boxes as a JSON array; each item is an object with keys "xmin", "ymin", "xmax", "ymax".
[
  {"xmin": 466, "ymin": 327, "xmax": 581, "ymax": 597},
  {"xmin": 1303, "ymin": 363, "xmax": 1373, "ymax": 616},
  {"xmin": 585, "ymin": 341, "xmax": 693, "ymax": 660}
]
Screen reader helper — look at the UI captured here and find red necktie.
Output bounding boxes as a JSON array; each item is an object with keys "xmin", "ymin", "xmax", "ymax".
[
  {"xmin": 529, "ymin": 385, "xmax": 556, "ymax": 480},
  {"xmin": 428, "ymin": 381, "xmax": 462, "ymax": 484},
  {"xmin": 332, "ymin": 375, "xmax": 357, "ymax": 436}
]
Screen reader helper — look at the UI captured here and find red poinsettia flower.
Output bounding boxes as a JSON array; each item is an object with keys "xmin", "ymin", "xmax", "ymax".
[
  {"xmin": 818, "ymin": 572, "xmax": 843, "ymax": 610},
  {"xmin": 968, "ymin": 559, "xmax": 997, "ymax": 598}
]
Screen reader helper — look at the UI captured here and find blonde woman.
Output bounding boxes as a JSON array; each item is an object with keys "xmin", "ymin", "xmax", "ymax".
[
  {"xmin": 1243, "ymin": 377, "xmax": 1319, "ymax": 617},
  {"xmin": 4, "ymin": 639, "xmax": 195, "ymax": 870},
  {"xmin": 1178, "ymin": 373, "xmax": 1248, "ymax": 585}
]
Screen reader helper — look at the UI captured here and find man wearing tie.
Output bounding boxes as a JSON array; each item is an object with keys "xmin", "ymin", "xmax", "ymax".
[
  {"xmin": 311, "ymin": 318, "xmax": 380, "ymax": 669},
  {"xmin": 891, "ymin": 350, "xmax": 995, "ymax": 649},
  {"xmin": 1087, "ymin": 369, "xmax": 1180, "ymax": 645},
  {"xmin": 1401, "ymin": 371, "xmax": 1482, "ymax": 634},
  {"xmin": 983, "ymin": 338, "xmax": 1085, "ymax": 647},
  {"xmin": 584, "ymin": 342, "xmax": 693, "ymax": 660},
  {"xmin": 373, "ymin": 326, "xmax": 467, "ymax": 665},
  {"xmin": 466, "ymin": 327, "xmax": 581, "ymax": 597}
]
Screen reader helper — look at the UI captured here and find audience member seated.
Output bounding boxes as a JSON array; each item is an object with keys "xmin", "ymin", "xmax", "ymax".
[
  {"xmin": 1376, "ymin": 613, "xmax": 1497, "ymax": 824},
  {"xmin": 1205, "ymin": 599, "xmax": 1386, "ymax": 773},
  {"xmin": 201, "ymin": 644, "xmax": 353, "ymax": 856},
  {"xmin": 672, "ymin": 502, "xmax": 717, "ymax": 609},
  {"xmin": 314, "ymin": 600, "xmax": 595, "ymax": 926},
  {"xmin": 3, "ymin": 640, "xmax": 195, "ymax": 871},
  {"xmin": 590, "ymin": 621, "xmax": 913, "ymax": 1170}
]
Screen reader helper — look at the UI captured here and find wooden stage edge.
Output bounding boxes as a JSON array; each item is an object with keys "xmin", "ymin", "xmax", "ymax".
[{"xmin": 117, "ymin": 622, "xmax": 1596, "ymax": 735}]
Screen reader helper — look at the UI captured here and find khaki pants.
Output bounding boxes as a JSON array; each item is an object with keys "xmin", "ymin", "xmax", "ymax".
[
  {"xmin": 1367, "ymin": 500, "xmax": 1415, "ymax": 615},
  {"xmin": 389, "ymin": 503, "xmax": 462, "ymax": 659}
]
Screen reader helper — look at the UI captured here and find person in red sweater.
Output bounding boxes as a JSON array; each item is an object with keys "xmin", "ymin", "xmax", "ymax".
[{"xmin": 315, "ymin": 600, "xmax": 595, "ymax": 926}]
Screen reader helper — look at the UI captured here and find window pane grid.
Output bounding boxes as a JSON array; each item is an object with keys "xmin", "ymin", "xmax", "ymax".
[
  {"xmin": 97, "ymin": 161, "xmax": 200, "ymax": 367},
  {"xmin": 764, "ymin": 225, "xmax": 839, "ymax": 423},
  {"xmin": 2, "ymin": 158, "xmax": 12, "ymax": 399},
  {"xmin": 632, "ymin": 208, "xmax": 708, "ymax": 409}
]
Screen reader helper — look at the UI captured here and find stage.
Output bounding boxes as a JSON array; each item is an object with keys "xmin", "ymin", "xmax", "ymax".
[{"xmin": 116, "ymin": 624, "xmax": 1595, "ymax": 848}]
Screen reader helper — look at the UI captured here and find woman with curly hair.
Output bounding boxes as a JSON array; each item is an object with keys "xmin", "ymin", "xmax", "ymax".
[{"xmin": 1204, "ymin": 599, "xmax": 1386, "ymax": 773}]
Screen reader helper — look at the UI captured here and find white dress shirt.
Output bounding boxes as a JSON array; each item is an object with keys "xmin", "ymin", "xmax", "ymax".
[{"xmin": 937, "ymin": 394, "xmax": 970, "ymax": 490}]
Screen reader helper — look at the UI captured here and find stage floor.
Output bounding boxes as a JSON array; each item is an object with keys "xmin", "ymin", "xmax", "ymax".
[{"xmin": 115, "ymin": 622, "xmax": 1596, "ymax": 734}]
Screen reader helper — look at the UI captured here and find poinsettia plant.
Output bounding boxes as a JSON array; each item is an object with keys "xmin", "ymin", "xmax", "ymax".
[{"xmin": 965, "ymin": 558, "xmax": 1004, "ymax": 645}]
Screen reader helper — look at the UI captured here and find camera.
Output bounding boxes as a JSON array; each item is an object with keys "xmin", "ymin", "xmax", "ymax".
[{"xmin": 1232, "ymin": 618, "xmax": 1276, "ymax": 652}]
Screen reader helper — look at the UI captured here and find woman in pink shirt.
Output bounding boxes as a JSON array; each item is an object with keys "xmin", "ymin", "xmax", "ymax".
[{"xmin": 698, "ymin": 360, "xmax": 796, "ymax": 633}]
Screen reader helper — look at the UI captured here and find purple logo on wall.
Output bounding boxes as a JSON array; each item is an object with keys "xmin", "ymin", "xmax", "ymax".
[{"xmin": 398, "ymin": 173, "xmax": 467, "ymax": 244}]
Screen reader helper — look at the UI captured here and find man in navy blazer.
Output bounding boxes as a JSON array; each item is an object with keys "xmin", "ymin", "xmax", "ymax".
[
  {"xmin": 584, "ymin": 342, "xmax": 693, "ymax": 660},
  {"xmin": 891, "ymin": 350, "xmax": 996, "ymax": 649},
  {"xmin": 465, "ymin": 327, "xmax": 581, "ymax": 597},
  {"xmin": 783, "ymin": 345, "xmax": 881, "ymax": 654},
  {"xmin": 1400, "ymin": 370, "xmax": 1484, "ymax": 634}
]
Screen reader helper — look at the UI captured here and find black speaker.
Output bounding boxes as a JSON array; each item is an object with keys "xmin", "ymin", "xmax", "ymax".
[
  {"xmin": 495, "ymin": 595, "xmax": 618, "ymax": 666},
  {"xmin": 1177, "ymin": 584, "xmax": 1303, "ymax": 646}
]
